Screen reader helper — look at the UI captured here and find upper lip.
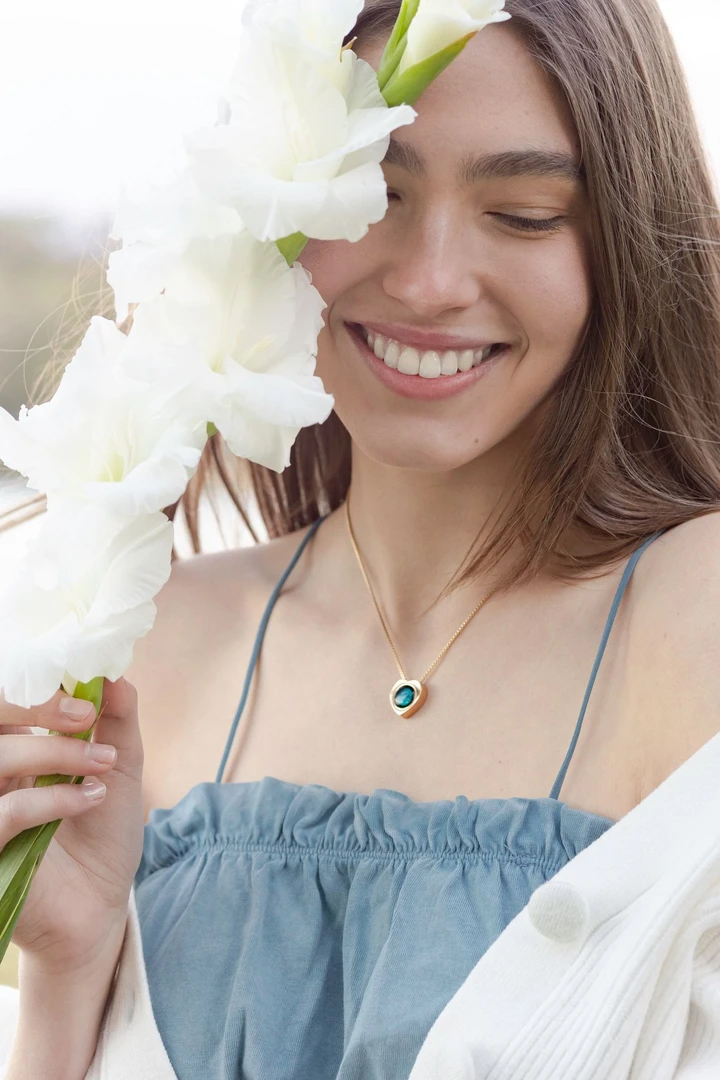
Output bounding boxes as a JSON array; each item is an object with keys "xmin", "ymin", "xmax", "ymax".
[{"xmin": 349, "ymin": 320, "xmax": 505, "ymax": 353}]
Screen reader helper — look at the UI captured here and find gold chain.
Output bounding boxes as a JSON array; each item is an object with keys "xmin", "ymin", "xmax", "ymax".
[{"xmin": 345, "ymin": 497, "xmax": 496, "ymax": 685}]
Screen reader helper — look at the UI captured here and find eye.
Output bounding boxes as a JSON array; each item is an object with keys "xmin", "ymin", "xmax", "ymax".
[
  {"xmin": 386, "ymin": 189, "xmax": 402, "ymax": 203},
  {"xmin": 490, "ymin": 213, "xmax": 565, "ymax": 234}
]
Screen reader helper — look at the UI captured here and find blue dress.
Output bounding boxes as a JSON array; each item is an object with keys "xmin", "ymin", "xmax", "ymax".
[{"xmin": 134, "ymin": 521, "xmax": 665, "ymax": 1079}]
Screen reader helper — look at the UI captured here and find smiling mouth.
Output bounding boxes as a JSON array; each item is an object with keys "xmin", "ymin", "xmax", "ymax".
[{"xmin": 349, "ymin": 323, "xmax": 508, "ymax": 379}]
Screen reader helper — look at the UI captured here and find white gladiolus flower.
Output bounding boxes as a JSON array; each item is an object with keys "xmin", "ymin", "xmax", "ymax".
[
  {"xmin": 0, "ymin": 506, "xmax": 174, "ymax": 709},
  {"xmin": 0, "ymin": 317, "xmax": 207, "ymax": 516},
  {"xmin": 107, "ymin": 172, "xmax": 243, "ymax": 322},
  {"xmin": 397, "ymin": 0, "xmax": 510, "ymax": 77},
  {"xmin": 242, "ymin": 0, "xmax": 365, "ymax": 77},
  {"xmin": 186, "ymin": 31, "xmax": 416, "ymax": 244},
  {"xmin": 124, "ymin": 230, "xmax": 334, "ymax": 471}
]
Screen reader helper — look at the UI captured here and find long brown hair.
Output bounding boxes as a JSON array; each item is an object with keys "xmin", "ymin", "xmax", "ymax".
[
  {"xmin": 19, "ymin": 0, "xmax": 720, "ymax": 593},
  {"xmin": 180, "ymin": 0, "xmax": 720, "ymax": 590}
]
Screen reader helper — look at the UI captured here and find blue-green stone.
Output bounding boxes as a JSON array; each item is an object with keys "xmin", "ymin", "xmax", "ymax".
[{"xmin": 394, "ymin": 685, "xmax": 416, "ymax": 709}]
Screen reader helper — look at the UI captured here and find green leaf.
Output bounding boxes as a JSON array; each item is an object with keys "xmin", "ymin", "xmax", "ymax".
[
  {"xmin": 0, "ymin": 822, "xmax": 60, "ymax": 963},
  {"xmin": 276, "ymin": 233, "xmax": 309, "ymax": 266},
  {"xmin": 382, "ymin": 33, "xmax": 477, "ymax": 107},
  {"xmin": 0, "ymin": 677, "xmax": 105, "ymax": 963},
  {"xmin": 376, "ymin": 0, "xmax": 421, "ymax": 90},
  {"xmin": 0, "ymin": 855, "xmax": 40, "ymax": 962}
]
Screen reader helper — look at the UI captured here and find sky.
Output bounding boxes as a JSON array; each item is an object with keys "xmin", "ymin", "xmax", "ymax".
[{"xmin": 1, "ymin": 0, "xmax": 719, "ymax": 221}]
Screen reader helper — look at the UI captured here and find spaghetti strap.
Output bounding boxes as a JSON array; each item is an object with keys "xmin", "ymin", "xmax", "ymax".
[
  {"xmin": 549, "ymin": 530, "xmax": 668, "ymax": 800},
  {"xmin": 215, "ymin": 517, "xmax": 327, "ymax": 784}
]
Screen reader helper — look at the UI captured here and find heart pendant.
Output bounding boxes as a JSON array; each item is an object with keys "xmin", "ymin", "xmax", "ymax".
[{"xmin": 390, "ymin": 679, "xmax": 428, "ymax": 718}]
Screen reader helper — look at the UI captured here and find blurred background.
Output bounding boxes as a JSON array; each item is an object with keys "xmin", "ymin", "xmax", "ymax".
[{"xmin": 0, "ymin": 0, "xmax": 719, "ymax": 990}]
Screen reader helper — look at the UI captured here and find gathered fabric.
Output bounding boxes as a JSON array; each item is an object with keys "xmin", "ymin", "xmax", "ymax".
[{"xmin": 134, "ymin": 779, "xmax": 612, "ymax": 1079}]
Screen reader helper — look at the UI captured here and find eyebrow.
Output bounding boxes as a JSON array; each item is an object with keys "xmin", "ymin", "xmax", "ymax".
[{"xmin": 383, "ymin": 136, "xmax": 584, "ymax": 186}]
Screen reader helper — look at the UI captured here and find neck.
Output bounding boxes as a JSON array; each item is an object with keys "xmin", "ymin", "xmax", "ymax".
[{"xmin": 345, "ymin": 440, "xmax": 527, "ymax": 627}]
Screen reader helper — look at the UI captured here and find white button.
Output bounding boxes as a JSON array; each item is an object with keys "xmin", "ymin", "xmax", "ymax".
[{"xmin": 528, "ymin": 881, "xmax": 590, "ymax": 944}]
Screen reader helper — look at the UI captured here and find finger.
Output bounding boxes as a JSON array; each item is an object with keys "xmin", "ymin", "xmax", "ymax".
[
  {"xmin": 0, "ymin": 778, "xmax": 107, "ymax": 847},
  {"xmin": 0, "ymin": 733, "xmax": 117, "ymax": 781},
  {"xmin": 0, "ymin": 689, "xmax": 96, "ymax": 734},
  {"xmin": 3, "ymin": 726, "xmax": 35, "ymax": 736}
]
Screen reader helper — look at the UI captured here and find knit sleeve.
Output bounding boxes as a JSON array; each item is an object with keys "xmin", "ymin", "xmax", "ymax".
[{"xmin": 85, "ymin": 890, "xmax": 177, "ymax": 1080}]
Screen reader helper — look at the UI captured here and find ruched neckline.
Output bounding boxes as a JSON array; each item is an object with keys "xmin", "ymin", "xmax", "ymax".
[{"xmin": 138, "ymin": 776, "xmax": 616, "ymax": 885}]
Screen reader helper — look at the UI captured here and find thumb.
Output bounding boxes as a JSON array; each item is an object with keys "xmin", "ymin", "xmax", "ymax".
[{"xmin": 92, "ymin": 677, "xmax": 143, "ymax": 777}]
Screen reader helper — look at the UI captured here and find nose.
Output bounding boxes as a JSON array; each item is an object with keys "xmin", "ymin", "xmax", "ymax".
[{"xmin": 381, "ymin": 206, "xmax": 484, "ymax": 318}]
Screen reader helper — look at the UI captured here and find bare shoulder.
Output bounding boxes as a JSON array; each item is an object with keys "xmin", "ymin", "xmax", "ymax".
[
  {"xmin": 624, "ymin": 511, "xmax": 720, "ymax": 800},
  {"xmin": 126, "ymin": 526, "xmax": 317, "ymax": 814}
]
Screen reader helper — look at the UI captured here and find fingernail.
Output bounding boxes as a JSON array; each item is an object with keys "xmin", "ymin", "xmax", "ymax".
[
  {"xmin": 81, "ymin": 778, "xmax": 106, "ymax": 800},
  {"xmin": 59, "ymin": 698, "xmax": 95, "ymax": 721},
  {"xmin": 88, "ymin": 743, "xmax": 116, "ymax": 765}
]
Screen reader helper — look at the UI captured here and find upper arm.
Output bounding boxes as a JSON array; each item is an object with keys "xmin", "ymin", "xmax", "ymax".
[{"xmin": 625, "ymin": 511, "xmax": 720, "ymax": 800}]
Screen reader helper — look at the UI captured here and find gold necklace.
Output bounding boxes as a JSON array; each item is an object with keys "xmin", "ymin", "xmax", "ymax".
[{"xmin": 345, "ymin": 498, "xmax": 496, "ymax": 718}]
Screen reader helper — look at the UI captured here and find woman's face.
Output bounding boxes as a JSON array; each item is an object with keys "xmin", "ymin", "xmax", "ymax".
[{"xmin": 298, "ymin": 25, "xmax": 593, "ymax": 473}]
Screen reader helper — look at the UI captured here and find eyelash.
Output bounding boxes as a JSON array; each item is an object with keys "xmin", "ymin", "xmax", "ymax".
[
  {"xmin": 491, "ymin": 213, "xmax": 565, "ymax": 234},
  {"xmin": 385, "ymin": 194, "xmax": 565, "ymax": 235}
]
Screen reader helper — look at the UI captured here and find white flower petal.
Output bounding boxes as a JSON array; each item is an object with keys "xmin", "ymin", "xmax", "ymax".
[
  {"xmin": 224, "ymin": 363, "xmax": 333, "ymax": 428},
  {"xmin": 123, "ymin": 229, "xmax": 333, "ymax": 470},
  {"xmin": 106, "ymin": 243, "xmax": 177, "ymax": 323},
  {"xmin": 0, "ymin": 316, "xmax": 206, "ymax": 514},
  {"xmin": 242, "ymin": 0, "xmax": 364, "ymax": 60},
  {"xmin": 67, "ymin": 603, "xmax": 159, "ymax": 686},
  {"xmin": 219, "ymin": 413, "xmax": 301, "ymax": 473},
  {"xmin": 296, "ymin": 162, "xmax": 389, "ymax": 241},
  {"xmin": 186, "ymin": 38, "xmax": 415, "ymax": 243},
  {"xmin": 212, "ymin": 364, "xmax": 333, "ymax": 470},
  {"xmin": 79, "ymin": 452, "xmax": 200, "ymax": 516},
  {"xmin": 85, "ymin": 511, "xmax": 174, "ymax": 622},
  {"xmin": 0, "ymin": 508, "xmax": 173, "ymax": 708},
  {"xmin": 401, "ymin": 0, "xmax": 511, "ymax": 74},
  {"xmin": 111, "ymin": 171, "xmax": 243, "ymax": 251},
  {"xmin": 0, "ymin": 601, "xmax": 77, "ymax": 710}
]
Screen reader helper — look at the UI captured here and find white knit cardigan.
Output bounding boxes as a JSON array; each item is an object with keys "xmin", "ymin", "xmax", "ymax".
[{"xmin": 2, "ymin": 731, "xmax": 720, "ymax": 1079}]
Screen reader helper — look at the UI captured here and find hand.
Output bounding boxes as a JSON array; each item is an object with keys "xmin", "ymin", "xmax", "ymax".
[{"xmin": 1, "ymin": 678, "xmax": 144, "ymax": 974}]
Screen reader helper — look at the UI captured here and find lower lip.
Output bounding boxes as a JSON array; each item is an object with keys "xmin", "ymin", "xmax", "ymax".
[{"xmin": 346, "ymin": 324, "xmax": 510, "ymax": 401}]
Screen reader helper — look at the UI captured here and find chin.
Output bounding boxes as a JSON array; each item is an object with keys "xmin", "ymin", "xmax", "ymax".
[{"xmin": 337, "ymin": 415, "xmax": 506, "ymax": 473}]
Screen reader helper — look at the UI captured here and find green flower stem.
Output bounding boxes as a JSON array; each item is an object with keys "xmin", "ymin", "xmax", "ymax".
[
  {"xmin": 276, "ymin": 233, "xmax": 309, "ymax": 266},
  {"xmin": 0, "ymin": 677, "xmax": 105, "ymax": 964},
  {"xmin": 377, "ymin": 0, "xmax": 420, "ymax": 90},
  {"xmin": 381, "ymin": 34, "xmax": 477, "ymax": 107}
]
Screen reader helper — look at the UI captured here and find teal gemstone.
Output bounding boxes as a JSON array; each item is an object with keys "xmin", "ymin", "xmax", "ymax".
[{"xmin": 394, "ymin": 685, "xmax": 416, "ymax": 709}]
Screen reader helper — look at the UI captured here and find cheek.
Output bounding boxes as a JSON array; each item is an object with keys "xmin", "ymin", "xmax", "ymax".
[
  {"xmin": 297, "ymin": 239, "xmax": 361, "ymax": 308},
  {"xmin": 510, "ymin": 233, "xmax": 594, "ymax": 352}
]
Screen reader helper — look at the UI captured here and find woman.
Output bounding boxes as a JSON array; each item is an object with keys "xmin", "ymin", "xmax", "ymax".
[{"xmin": 4, "ymin": 0, "xmax": 720, "ymax": 1077}]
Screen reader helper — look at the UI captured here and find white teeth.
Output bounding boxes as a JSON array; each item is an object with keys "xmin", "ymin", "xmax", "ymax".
[
  {"xmin": 397, "ymin": 347, "xmax": 421, "ymax": 376},
  {"xmin": 441, "ymin": 350, "xmax": 459, "ymax": 376},
  {"xmin": 419, "ymin": 351, "xmax": 442, "ymax": 379},
  {"xmin": 384, "ymin": 340, "xmax": 401, "ymax": 369},
  {"xmin": 361, "ymin": 326, "xmax": 500, "ymax": 377}
]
